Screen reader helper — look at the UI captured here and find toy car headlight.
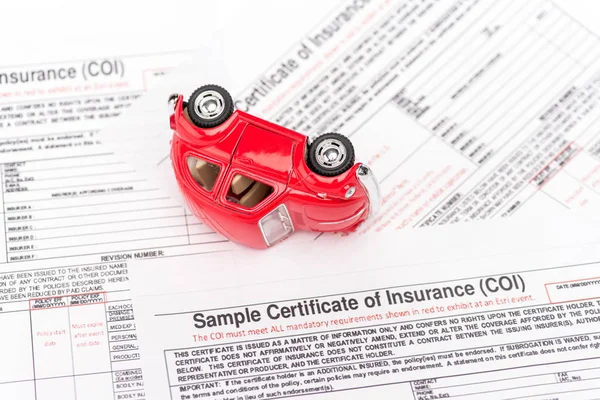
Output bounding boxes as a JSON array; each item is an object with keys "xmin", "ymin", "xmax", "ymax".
[
  {"xmin": 356, "ymin": 164, "xmax": 381, "ymax": 217},
  {"xmin": 259, "ymin": 204, "xmax": 294, "ymax": 247},
  {"xmin": 345, "ymin": 186, "xmax": 356, "ymax": 198}
]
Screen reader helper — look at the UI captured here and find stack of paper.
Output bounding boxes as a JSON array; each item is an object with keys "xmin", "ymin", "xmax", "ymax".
[{"xmin": 1, "ymin": 0, "xmax": 599, "ymax": 399}]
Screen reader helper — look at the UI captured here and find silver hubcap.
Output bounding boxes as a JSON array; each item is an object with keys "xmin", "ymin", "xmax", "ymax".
[
  {"xmin": 194, "ymin": 90, "xmax": 225, "ymax": 120},
  {"xmin": 315, "ymin": 138, "xmax": 347, "ymax": 169}
]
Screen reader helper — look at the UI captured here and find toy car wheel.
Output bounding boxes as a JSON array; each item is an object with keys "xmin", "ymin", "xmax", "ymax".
[
  {"xmin": 307, "ymin": 133, "xmax": 355, "ymax": 176},
  {"xmin": 187, "ymin": 85, "xmax": 234, "ymax": 128}
]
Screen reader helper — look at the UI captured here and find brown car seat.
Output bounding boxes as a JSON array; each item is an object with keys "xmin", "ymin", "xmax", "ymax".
[
  {"xmin": 230, "ymin": 174, "xmax": 254, "ymax": 195},
  {"xmin": 239, "ymin": 181, "xmax": 273, "ymax": 208},
  {"xmin": 188, "ymin": 157, "xmax": 219, "ymax": 191}
]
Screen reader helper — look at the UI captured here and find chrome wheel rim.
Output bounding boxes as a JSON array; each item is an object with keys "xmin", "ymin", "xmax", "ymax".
[
  {"xmin": 193, "ymin": 90, "xmax": 225, "ymax": 120},
  {"xmin": 315, "ymin": 138, "xmax": 347, "ymax": 169}
]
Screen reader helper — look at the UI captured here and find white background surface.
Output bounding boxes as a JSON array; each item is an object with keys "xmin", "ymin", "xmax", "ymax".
[{"xmin": 3, "ymin": 1, "xmax": 595, "ymax": 65}]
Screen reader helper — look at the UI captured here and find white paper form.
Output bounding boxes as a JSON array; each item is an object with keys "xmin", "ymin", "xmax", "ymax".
[
  {"xmin": 0, "ymin": 49, "xmax": 239, "ymax": 400},
  {"xmin": 128, "ymin": 217, "xmax": 600, "ymax": 400},
  {"xmin": 0, "ymin": 48, "xmax": 252, "ymax": 265},
  {"xmin": 101, "ymin": 0, "xmax": 600, "ymax": 229},
  {"xmin": 0, "ymin": 3, "xmax": 233, "ymax": 398}
]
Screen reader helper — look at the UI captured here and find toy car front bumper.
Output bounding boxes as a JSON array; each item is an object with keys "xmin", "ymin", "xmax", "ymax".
[{"xmin": 356, "ymin": 164, "xmax": 381, "ymax": 217}]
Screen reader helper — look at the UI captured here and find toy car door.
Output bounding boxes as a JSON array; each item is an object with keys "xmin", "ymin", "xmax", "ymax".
[{"xmin": 218, "ymin": 124, "xmax": 295, "ymax": 214}]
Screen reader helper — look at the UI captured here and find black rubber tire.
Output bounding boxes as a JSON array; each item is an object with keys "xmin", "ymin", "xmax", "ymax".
[
  {"xmin": 187, "ymin": 84, "xmax": 234, "ymax": 128},
  {"xmin": 307, "ymin": 132, "xmax": 355, "ymax": 177}
]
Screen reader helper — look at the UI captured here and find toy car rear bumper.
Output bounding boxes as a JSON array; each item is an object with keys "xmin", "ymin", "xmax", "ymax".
[
  {"xmin": 309, "ymin": 203, "xmax": 368, "ymax": 229},
  {"xmin": 356, "ymin": 164, "xmax": 381, "ymax": 217}
]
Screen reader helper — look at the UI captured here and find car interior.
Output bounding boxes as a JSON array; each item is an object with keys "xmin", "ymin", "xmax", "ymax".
[
  {"xmin": 187, "ymin": 156, "xmax": 220, "ymax": 191},
  {"xmin": 187, "ymin": 156, "xmax": 273, "ymax": 208},
  {"xmin": 227, "ymin": 174, "xmax": 273, "ymax": 208}
]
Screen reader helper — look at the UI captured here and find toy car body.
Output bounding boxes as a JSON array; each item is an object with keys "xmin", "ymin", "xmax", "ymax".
[{"xmin": 168, "ymin": 85, "xmax": 380, "ymax": 249}]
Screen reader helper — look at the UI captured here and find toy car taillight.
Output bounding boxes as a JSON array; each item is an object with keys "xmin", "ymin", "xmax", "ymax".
[
  {"xmin": 259, "ymin": 204, "xmax": 294, "ymax": 247},
  {"xmin": 168, "ymin": 84, "xmax": 381, "ymax": 249}
]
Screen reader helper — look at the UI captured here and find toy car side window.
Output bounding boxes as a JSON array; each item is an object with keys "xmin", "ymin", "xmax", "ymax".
[
  {"xmin": 187, "ymin": 156, "xmax": 220, "ymax": 192},
  {"xmin": 226, "ymin": 174, "xmax": 273, "ymax": 208}
]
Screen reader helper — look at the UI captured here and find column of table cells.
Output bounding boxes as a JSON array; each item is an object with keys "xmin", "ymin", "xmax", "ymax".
[
  {"xmin": 29, "ymin": 296, "xmax": 76, "ymax": 400},
  {"xmin": 112, "ymin": 368, "xmax": 144, "ymax": 399},
  {"xmin": 69, "ymin": 292, "xmax": 114, "ymax": 400},
  {"xmin": 0, "ymin": 302, "xmax": 35, "ymax": 399},
  {"xmin": 107, "ymin": 299, "xmax": 145, "ymax": 398},
  {"xmin": 0, "ymin": 166, "xmax": 7, "ymax": 264}
]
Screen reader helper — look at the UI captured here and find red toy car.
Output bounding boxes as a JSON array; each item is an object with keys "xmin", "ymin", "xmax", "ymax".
[{"xmin": 168, "ymin": 84, "xmax": 380, "ymax": 249}]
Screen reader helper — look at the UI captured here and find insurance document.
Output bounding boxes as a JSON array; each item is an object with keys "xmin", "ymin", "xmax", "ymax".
[
  {"xmin": 0, "ymin": 47, "xmax": 239, "ymax": 400},
  {"xmin": 103, "ymin": 0, "xmax": 600, "ymax": 227},
  {"xmin": 0, "ymin": 2, "xmax": 235, "ymax": 396},
  {"xmin": 2, "ymin": 1, "xmax": 599, "ymax": 399},
  {"xmin": 128, "ymin": 217, "xmax": 600, "ymax": 399}
]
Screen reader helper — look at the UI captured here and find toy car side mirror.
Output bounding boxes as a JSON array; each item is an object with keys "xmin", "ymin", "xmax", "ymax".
[
  {"xmin": 168, "ymin": 94, "xmax": 179, "ymax": 130},
  {"xmin": 168, "ymin": 93, "xmax": 179, "ymax": 110}
]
